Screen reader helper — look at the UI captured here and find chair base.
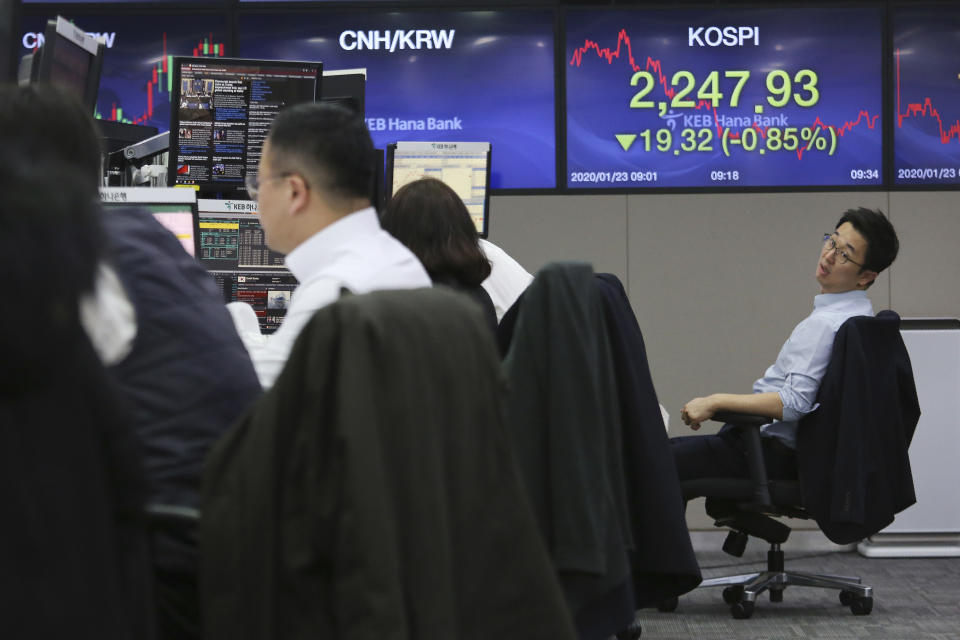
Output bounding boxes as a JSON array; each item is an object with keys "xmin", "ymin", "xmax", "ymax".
[{"xmin": 696, "ymin": 544, "xmax": 873, "ymax": 618}]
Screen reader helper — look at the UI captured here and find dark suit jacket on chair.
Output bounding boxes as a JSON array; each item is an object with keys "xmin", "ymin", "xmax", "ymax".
[
  {"xmin": 201, "ymin": 288, "xmax": 576, "ymax": 640},
  {"xmin": 595, "ymin": 274, "xmax": 702, "ymax": 605},
  {"xmin": 797, "ymin": 310, "xmax": 921, "ymax": 544},
  {"xmin": 501, "ymin": 263, "xmax": 637, "ymax": 639}
]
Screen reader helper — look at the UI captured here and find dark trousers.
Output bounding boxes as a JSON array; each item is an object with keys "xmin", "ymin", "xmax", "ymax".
[{"xmin": 670, "ymin": 424, "xmax": 798, "ymax": 485}]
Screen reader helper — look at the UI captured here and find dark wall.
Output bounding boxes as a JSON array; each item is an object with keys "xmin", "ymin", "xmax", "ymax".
[{"xmin": 0, "ymin": 0, "xmax": 15, "ymax": 82}]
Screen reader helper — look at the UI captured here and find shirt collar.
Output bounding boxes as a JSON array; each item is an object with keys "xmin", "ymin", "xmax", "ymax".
[
  {"xmin": 813, "ymin": 289, "xmax": 870, "ymax": 310},
  {"xmin": 284, "ymin": 206, "xmax": 379, "ymax": 282}
]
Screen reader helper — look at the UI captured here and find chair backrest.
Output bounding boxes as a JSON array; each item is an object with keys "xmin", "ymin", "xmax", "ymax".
[
  {"xmin": 796, "ymin": 310, "xmax": 921, "ymax": 544},
  {"xmin": 500, "ymin": 262, "xmax": 634, "ymax": 638},
  {"xmin": 500, "ymin": 263, "xmax": 700, "ymax": 637},
  {"xmin": 594, "ymin": 273, "xmax": 701, "ymax": 605},
  {"xmin": 201, "ymin": 287, "xmax": 576, "ymax": 640}
]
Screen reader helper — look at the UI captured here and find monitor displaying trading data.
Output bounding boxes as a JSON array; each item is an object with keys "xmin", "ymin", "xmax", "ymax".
[
  {"xmin": 20, "ymin": 13, "xmax": 228, "ymax": 133},
  {"xmin": 387, "ymin": 142, "xmax": 491, "ymax": 236},
  {"xmin": 893, "ymin": 5, "xmax": 960, "ymax": 186},
  {"xmin": 100, "ymin": 187, "xmax": 200, "ymax": 257},
  {"xmin": 198, "ymin": 200, "xmax": 296, "ymax": 334},
  {"xmin": 169, "ymin": 57, "xmax": 321, "ymax": 194},
  {"xmin": 565, "ymin": 7, "xmax": 883, "ymax": 189},
  {"xmin": 237, "ymin": 10, "xmax": 556, "ymax": 189}
]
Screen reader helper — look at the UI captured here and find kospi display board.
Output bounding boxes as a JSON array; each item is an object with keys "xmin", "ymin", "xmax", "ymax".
[
  {"xmin": 893, "ymin": 5, "xmax": 960, "ymax": 186},
  {"xmin": 565, "ymin": 7, "xmax": 884, "ymax": 189},
  {"xmin": 237, "ymin": 10, "xmax": 556, "ymax": 189},
  {"xmin": 20, "ymin": 13, "xmax": 228, "ymax": 132}
]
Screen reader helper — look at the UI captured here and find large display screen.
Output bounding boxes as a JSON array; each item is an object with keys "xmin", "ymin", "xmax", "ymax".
[
  {"xmin": 565, "ymin": 7, "xmax": 883, "ymax": 189},
  {"xmin": 237, "ymin": 10, "xmax": 556, "ymax": 189},
  {"xmin": 20, "ymin": 13, "xmax": 228, "ymax": 132},
  {"xmin": 23, "ymin": 0, "xmax": 222, "ymax": 3},
  {"xmin": 893, "ymin": 5, "xmax": 960, "ymax": 186}
]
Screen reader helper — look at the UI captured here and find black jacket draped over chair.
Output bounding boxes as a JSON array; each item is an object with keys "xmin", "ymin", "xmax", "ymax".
[
  {"xmin": 499, "ymin": 263, "xmax": 700, "ymax": 640},
  {"xmin": 796, "ymin": 309, "xmax": 921, "ymax": 544},
  {"xmin": 201, "ymin": 287, "xmax": 577, "ymax": 640}
]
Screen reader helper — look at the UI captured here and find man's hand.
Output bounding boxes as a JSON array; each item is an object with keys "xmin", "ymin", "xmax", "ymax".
[
  {"xmin": 680, "ymin": 395, "xmax": 716, "ymax": 430},
  {"xmin": 680, "ymin": 391, "xmax": 785, "ymax": 431}
]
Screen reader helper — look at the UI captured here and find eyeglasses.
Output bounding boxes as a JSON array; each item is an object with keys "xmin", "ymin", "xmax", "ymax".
[
  {"xmin": 822, "ymin": 232, "xmax": 864, "ymax": 268},
  {"xmin": 244, "ymin": 172, "xmax": 290, "ymax": 199}
]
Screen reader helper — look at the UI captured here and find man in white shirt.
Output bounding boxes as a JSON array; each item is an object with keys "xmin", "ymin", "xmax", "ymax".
[
  {"xmin": 229, "ymin": 103, "xmax": 431, "ymax": 388},
  {"xmin": 672, "ymin": 208, "xmax": 900, "ymax": 482}
]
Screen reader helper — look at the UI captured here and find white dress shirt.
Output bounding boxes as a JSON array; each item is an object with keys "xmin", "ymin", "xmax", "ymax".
[
  {"xmin": 229, "ymin": 207, "xmax": 431, "ymax": 388},
  {"xmin": 478, "ymin": 239, "xmax": 534, "ymax": 322},
  {"xmin": 79, "ymin": 262, "xmax": 137, "ymax": 366},
  {"xmin": 756, "ymin": 289, "xmax": 875, "ymax": 448}
]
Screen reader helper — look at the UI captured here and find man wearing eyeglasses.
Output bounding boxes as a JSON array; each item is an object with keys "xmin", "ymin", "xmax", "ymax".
[
  {"xmin": 671, "ymin": 207, "xmax": 900, "ymax": 483},
  {"xmin": 228, "ymin": 103, "xmax": 430, "ymax": 388}
]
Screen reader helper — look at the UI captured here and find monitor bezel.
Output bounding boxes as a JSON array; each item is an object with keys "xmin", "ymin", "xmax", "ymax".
[
  {"xmin": 385, "ymin": 141, "xmax": 492, "ymax": 239},
  {"xmin": 31, "ymin": 16, "xmax": 105, "ymax": 113},
  {"xmin": 100, "ymin": 186, "xmax": 201, "ymax": 258},
  {"xmin": 321, "ymin": 68, "xmax": 366, "ymax": 120}
]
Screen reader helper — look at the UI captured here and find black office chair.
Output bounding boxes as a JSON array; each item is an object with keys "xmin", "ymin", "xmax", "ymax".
[{"xmin": 679, "ymin": 311, "xmax": 920, "ymax": 619}]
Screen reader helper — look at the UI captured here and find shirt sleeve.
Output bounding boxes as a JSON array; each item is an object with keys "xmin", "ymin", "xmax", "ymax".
[
  {"xmin": 79, "ymin": 263, "xmax": 137, "ymax": 366},
  {"xmin": 228, "ymin": 278, "xmax": 341, "ymax": 389},
  {"xmin": 775, "ymin": 316, "xmax": 840, "ymax": 421},
  {"xmin": 479, "ymin": 239, "xmax": 533, "ymax": 321}
]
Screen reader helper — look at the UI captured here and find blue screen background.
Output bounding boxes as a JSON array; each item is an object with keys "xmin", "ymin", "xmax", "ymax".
[
  {"xmin": 565, "ymin": 7, "xmax": 883, "ymax": 189},
  {"xmin": 20, "ymin": 13, "xmax": 229, "ymax": 132},
  {"xmin": 237, "ymin": 10, "xmax": 557, "ymax": 189}
]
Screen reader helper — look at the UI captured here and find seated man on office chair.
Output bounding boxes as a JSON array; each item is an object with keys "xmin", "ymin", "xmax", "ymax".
[{"xmin": 671, "ymin": 207, "xmax": 900, "ymax": 484}]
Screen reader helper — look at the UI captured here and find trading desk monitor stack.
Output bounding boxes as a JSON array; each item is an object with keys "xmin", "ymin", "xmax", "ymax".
[
  {"xmin": 19, "ymin": 16, "xmax": 105, "ymax": 113},
  {"xmin": 386, "ymin": 141, "xmax": 492, "ymax": 237},
  {"xmin": 168, "ymin": 57, "xmax": 322, "ymax": 196},
  {"xmin": 197, "ymin": 200, "xmax": 296, "ymax": 334}
]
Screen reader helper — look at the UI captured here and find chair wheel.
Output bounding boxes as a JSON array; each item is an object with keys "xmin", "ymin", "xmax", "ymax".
[
  {"xmin": 839, "ymin": 590, "xmax": 855, "ymax": 606},
  {"xmin": 850, "ymin": 595, "xmax": 873, "ymax": 615},
  {"xmin": 657, "ymin": 596, "xmax": 679, "ymax": 612},
  {"xmin": 616, "ymin": 620, "xmax": 642, "ymax": 639},
  {"xmin": 731, "ymin": 600, "xmax": 755, "ymax": 619},
  {"xmin": 722, "ymin": 586, "xmax": 745, "ymax": 604}
]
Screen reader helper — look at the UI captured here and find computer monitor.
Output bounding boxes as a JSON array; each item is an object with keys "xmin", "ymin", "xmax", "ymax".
[
  {"xmin": 385, "ymin": 141, "xmax": 491, "ymax": 237},
  {"xmin": 321, "ymin": 68, "xmax": 365, "ymax": 118},
  {"xmin": 168, "ymin": 57, "xmax": 322, "ymax": 196},
  {"xmin": 100, "ymin": 187, "xmax": 200, "ymax": 257},
  {"xmin": 19, "ymin": 16, "xmax": 105, "ymax": 113},
  {"xmin": 197, "ymin": 199, "xmax": 297, "ymax": 334}
]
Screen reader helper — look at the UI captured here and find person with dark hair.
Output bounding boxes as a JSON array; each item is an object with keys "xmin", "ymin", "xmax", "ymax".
[
  {"xmin": 671, "ymin": 208, "xmax": 900, "ymax": 484},
  {"xmin": 229, "ymin": 102, "xmax": 431, "ymax": 387},
  {"xmin": 0, "ymin": 84, "xmax": 153, "ymax": 639},
  {"xmin": 380, "ymin": 177, "xmax": 498, "ymax": 331},
  {"xmin": 1, "ymin": 83, "xmax": 263, "ymax": 640}
]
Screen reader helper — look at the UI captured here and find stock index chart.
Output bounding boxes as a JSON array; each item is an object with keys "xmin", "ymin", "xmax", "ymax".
[
  {"xmin": 893, "ymin": 5, "xmax": 960, "ymax": 186},
  {"xmin": 565, "ymin": 7, "xmax": 884, "ymax": 189}
]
